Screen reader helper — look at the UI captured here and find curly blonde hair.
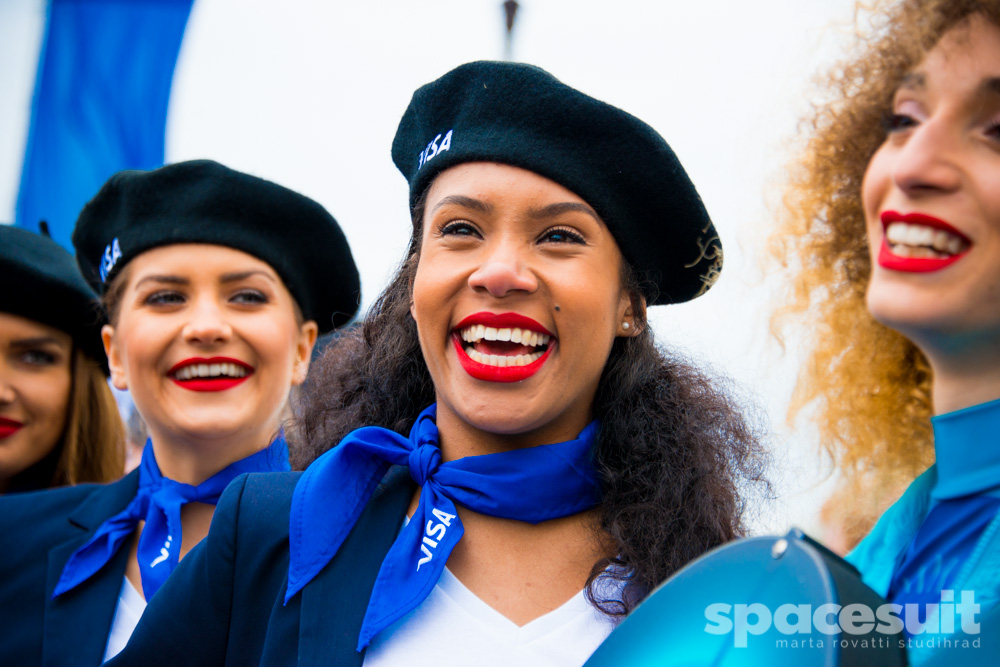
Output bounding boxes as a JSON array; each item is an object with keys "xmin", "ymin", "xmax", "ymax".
[{"xmin": 773, "ymin": 0, "xmax": 1000, "ymax": 494}]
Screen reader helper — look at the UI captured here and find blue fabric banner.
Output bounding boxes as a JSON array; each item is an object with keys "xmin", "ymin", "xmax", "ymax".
[{"xmin": 15, "ymin": 0, "xmax": 194, "ymax": 249}]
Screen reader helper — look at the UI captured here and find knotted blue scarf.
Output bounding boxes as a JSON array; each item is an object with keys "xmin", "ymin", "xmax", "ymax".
[
  {"xmin": 53, "ymin": 435, "xmax": 290, "ymax": 601},
  {"xmin": 286, "ymin": 404, "xmax": 601, "ymax": 651}
]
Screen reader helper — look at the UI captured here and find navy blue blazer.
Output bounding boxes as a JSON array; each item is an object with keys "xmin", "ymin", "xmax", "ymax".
[
  {"xmin": 0, "ymin": 470, "xmax": 139, "ymax": 666},
  {"xmin": 107, "ymin": 466, "xmax": 414, "ymax": 666}
]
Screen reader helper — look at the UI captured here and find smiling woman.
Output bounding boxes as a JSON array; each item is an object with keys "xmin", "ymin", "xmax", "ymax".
[
  {"xmin": 102, "ymin": 244, "xmax": 317, "ymax": 480},
  {"xmin": 0, "ymin": 160, "xmax": 360, "ymax": 665},
  {"xmin": 107, "ymin": 62, "xmax": 768, "ymax": 667},
  {"xmin": 412, "ymin": 163, "xmax": 631, "ymax": 444},
  {"xmin": 771, "ymin": 0, "xmax": 1000, "ymax": 662},
  {"xmin": 0, "ymin": 225, "xmax": 124, "ymax": 494}
]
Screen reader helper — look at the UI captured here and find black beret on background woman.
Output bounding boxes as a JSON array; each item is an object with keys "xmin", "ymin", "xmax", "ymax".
[
  {"xmin": 0, "ymin": 161, "xmax": 360, "ymax": 665},
  {"xmin": 0, "ymin": 224, "xmax": 123, "ymax": 494},
  {"xmin": 109, "ymin": 62, "xmax": 767, "ymax": 667}
]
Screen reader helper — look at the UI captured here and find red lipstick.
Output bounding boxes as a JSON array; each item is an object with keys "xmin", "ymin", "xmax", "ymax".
[
  {"xmin": 0, "ymin": 417, "xmax": 23, "ymax": 439},
  {"xmin": 451, "ymin": 336, "xmax": 554, "ymax": 382},
  {"xmin": 452, "ymin": 312, "xmax": 555, "ymax": 383},
  {"xmin": 878, "ymin": 211, "xmax": 971, "ymax": 273},
  {"xmin": 168, "ymin": 357, "xmax": 253, "ymax": 392}
]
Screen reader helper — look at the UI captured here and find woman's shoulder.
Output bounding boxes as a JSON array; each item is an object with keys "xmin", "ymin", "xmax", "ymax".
[
  {"xmin": 216, "ymin": 471, "xmax": 302, "ymax": 542},
  {"xmin": 223, "ymin": 466, "xmax": 410, "ymax": 529},
  {"xmin": 0, "ymin": 481, "xmax": 103, "ymax": 514},
  {"xmin": 0, "ymin": 472, "xmax": 138, "ymax": 593},
  {"xmin": 0, "ymin": 471, "xmax": 138, "ymax": 534},
  {"xmin": 230, "ymin": 470, "xmax": 303, "ymax": 507}
]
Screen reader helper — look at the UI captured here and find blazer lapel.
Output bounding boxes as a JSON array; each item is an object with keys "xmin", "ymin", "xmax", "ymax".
[
  {"xmin": 298, "ymin": 466, "xmax": 414, "ymax": 666},
  {"xmin": 42, "ymin": 472, "xmax": 139, "ymax": 667}
]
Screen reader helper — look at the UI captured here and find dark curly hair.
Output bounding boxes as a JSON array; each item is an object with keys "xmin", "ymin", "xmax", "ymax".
[{"xmin": 293, "ymin": 193, "xmax": 769, "ymax": 617}]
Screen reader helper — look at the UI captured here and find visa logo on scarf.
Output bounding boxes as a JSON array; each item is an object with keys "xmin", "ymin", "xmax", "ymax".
[{"xmin": 418, "ymin": 508, "xmax": 456, "ymax": 571}]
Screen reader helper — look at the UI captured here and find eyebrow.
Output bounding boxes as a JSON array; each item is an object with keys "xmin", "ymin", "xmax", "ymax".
[
  {"xmin": 134, "ymin": 274, "xmax": 189, "ymax": 290},
  {"xmin": 978, "ymin": 77, "xmax": 1000, "ymax": 96},
  {"xmin": 898, "ymin": 72, "xmax": 1000, "ymax": 98},
  {"xmin": 528, "ymin": 202, "xmax": 602, "ymax": 223},
  {"xmin": 219, "ymin": 270, "xmax": 276, "ymax": 284},
  {"xmin": 431, "ymin": 195, "xmax": 493, "ymax": 214},
  {"xmin": 11, "ymin": 336, "xmax": 67, "ymax": 349},
  {"xmin": 431, "ymin": 196, "xmax": 600, "ymax": 223},
  {"xmin": 898, "ymin": 72, "xmax": 925, "ymax": 91},
  {"xmin": 134, "ymin": 270, "xmax": 276, "ymax": 290}
]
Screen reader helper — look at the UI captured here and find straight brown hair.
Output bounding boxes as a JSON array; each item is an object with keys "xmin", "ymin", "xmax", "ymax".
[{"xmin": 51, "ymin": 348, "xmax": 125, "ymax": 486}]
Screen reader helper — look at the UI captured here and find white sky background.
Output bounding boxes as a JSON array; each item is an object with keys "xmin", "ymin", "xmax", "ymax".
[{"xmin": 0, "ymin": 0, "xmax": 863, "ymax": 536}]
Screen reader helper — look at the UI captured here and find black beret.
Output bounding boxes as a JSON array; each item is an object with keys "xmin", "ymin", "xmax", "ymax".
[
  {"xmin": 391, "ymin": 61, "xmax": 722, "ymax": 305},
  {"xmin": 72, "ymin": 160, "xmax": 360, "ymax": 332},
  {"xmin": 0, "ymin": 225, "xmax": 107, "ymax": 368}
]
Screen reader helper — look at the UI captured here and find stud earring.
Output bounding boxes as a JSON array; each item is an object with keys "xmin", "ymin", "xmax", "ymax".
[{"xmin": 622, "ymin": 321, "xmax": 630, "ymax": 330}]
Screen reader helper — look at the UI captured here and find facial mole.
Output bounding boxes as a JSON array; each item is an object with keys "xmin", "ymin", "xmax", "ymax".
[{"xmin": 554, "ymin": 306, "xmax": 561, "ymax": 312}]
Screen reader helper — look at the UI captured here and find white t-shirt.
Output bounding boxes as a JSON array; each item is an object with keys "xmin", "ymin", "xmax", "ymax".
[
  {"xmin": 102, "ymin": 576, "xmax": 147, "ymax": 662},
  {"xmin": 363, "ymin": 567, "xmax": 618, "ymax": 666}
]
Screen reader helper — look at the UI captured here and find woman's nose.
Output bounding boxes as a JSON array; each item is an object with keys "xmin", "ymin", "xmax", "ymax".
[
  {"xmin": 890, "ymin": 119, "xmax": 962, "ymax": 196},
  {"xmin": 467, "ymin": 240, "xmax": 538, "ymax": 297},
  {"xmin": 181, "ymin": 299, "xmax": 233, "ymax": 345},
  {"xmin": 0, "ymin": 372, "xmax": 15, "ymax": 405}
]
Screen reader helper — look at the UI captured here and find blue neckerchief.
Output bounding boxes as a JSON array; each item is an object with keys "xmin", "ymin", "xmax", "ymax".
[
  {"xmin": 53, "ymin": 435, "xmax": 290, "ymax": 601},
  {"xmin": 932, "ymin": 396, "xmax": 1000, "ymax": 500},
  {"xmin": 285, "ymin": 404, "xmax": 601, "ymax": 651}
]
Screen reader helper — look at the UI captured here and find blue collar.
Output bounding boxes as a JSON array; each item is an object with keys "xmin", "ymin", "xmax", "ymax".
[{"xmin": 932, "ymin": 397, "xmax": 1000, "ymax": 500}]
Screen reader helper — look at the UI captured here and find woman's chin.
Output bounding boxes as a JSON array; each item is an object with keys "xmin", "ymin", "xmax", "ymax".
[
  {"xmin": 161, "ymin": 413, "xmax": 266, "ymax": 446},
  {"xmin": 439, "ymin": 396, "xmax": 591, "ymax": 450},
  {"xmin": 867, "ymin": 297, "xmax": 986, "ymax": 356}
]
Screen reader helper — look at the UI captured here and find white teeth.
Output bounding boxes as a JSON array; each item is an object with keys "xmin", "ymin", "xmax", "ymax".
[
  {"xmin": 886, "ymin": 222, "xmax": 967, "ymax": 255},
  {"xmin": 457, "ymin": 326, "xmax": 551, "ymax": 348},
  {"xmin": 889, "ymin": 245, "xmax": 948, "ymax": 259},
  {"xmin": 173, "ymin": 362, "xmax": 248, "ymax": 381},
  {"xmin": 465, "ymin": 348, "xmax": 544, "ymax": 367}
]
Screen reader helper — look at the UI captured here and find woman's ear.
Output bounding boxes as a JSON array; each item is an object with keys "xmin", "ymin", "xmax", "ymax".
[
  {"xmin": 291, "ymin": 321, "xmax": 320, "ymax": 386},
  {"xmin": 102, "ymin": 324, "xmax": 129, "ymax": 390},
  {"xmin": 406, "ymin": 253, "xmax": 419, "ymax": 319},
  {"xmin": 617, "ymin": 292, "xmax": 646, "ymax": 337}
]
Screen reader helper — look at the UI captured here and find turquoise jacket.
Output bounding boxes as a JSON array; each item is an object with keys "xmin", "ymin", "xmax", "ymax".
[{"xmin": 847, "ymin": 466, "xmax": 1000, "ymax": 665}]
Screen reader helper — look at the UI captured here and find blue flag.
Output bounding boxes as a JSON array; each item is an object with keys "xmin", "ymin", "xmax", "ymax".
[{"xmin": 15, "ymin": 0, "xmax": 194, "ymax": 249}]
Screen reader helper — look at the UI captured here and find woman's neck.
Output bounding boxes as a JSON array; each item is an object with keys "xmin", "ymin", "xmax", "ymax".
[
  {"xmin": 432, "ymin": 402, "xmax": 594, "ymax": 462},
  {"xmin": 146, "ymin": 424, "xmax": 278, "ymax": 485},
  {"xmin": 448, "ymin": 506, "xmax": 610, "ymax": 625},
  {"xmin": 928, "ymin": 348, "xmax": 1000, "ymax": 415}
]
